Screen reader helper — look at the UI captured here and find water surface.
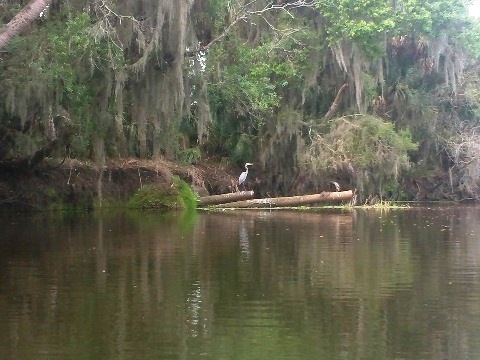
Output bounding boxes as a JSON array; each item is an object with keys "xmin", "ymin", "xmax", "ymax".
[{"xmin": 1, "ymin": 206, "xmax": 480, "ymax": 359}]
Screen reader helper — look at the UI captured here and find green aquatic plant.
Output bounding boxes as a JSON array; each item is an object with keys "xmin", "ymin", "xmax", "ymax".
[{"xmin": 128, "ymin": 177, "xmax": 197, "ymax": 211}]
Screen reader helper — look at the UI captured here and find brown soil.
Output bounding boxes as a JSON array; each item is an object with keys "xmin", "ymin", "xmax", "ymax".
[{"xmin": 0, "ymin": 158, "xmax": 239, "ymax": 211}]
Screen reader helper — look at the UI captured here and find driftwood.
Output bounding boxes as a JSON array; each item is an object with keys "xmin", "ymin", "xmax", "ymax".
[
  {"xmin": 211, "ymin": 190, "xmax": 353, "ymax": 208},
  {"xmin": 198, "ymin": 190, "xmax": 255, "ymax": 206}
]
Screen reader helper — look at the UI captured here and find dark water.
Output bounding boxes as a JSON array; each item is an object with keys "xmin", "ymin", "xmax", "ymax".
[{"xmin": 1, "ymin": 206, "xmax": 480, "ymax": 360}]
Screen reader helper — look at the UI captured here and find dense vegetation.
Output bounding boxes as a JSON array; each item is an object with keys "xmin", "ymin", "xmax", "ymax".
[{"xmin": 1, "ymin": 0, "xmax": 480, "ymax": 201}]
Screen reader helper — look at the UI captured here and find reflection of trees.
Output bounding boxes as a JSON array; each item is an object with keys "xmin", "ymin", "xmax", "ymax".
[
  {"xmin": 0, "ymin": 208, "xmax": 479, "ymax": 358},
  {"xmin": 392, "ymin": 206, "xmax": 480, "ymax": 360}
]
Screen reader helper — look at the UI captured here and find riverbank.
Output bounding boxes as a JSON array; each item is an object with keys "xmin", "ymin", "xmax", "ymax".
[
  {"xmin": 0, "ymin": 157, "xmax": 469, "ymax": 211},
  {"xmin": 0, "ymin": 158, "xmax": 237, "ymax": 211}
]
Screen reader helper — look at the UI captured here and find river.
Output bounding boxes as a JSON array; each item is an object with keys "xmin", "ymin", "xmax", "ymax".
[{"xmin": 1, "ymin": 205, "xmax": 479, "ymax": 359}]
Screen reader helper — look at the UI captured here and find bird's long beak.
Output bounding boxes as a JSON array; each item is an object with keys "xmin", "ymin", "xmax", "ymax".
[{"xmin": 246, "ymin": 162, "xmax": 253, "ymax": 166}]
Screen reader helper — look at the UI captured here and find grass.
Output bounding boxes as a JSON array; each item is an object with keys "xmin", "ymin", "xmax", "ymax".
[{"xmin": 357, "ymin": 200, "xmax": 410, "ymax": 210}]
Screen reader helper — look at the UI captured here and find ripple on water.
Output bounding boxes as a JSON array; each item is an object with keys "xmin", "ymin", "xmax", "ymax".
[{"xmin": 214, "ymin": 299, "xmax": 282, "ymax": 328}]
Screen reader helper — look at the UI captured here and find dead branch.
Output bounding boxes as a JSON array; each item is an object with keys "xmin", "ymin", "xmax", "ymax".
[
  {"xmin": 91, "ymin": 0, "xmax": 141, "ymax": 52},
  {"xmin": 323, "ymin": 83, "xmax": 349, "ymax": 121}
]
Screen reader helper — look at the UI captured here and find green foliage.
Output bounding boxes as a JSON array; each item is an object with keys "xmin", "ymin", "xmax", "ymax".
[
  {"xmin": 204, "ymin": 25, "xmax": 311, "ymax": 162},
  {"xmin": 304, "ymin": 115, "xmax": 417, "ymax": 199},
  {"xmin": 426, "ymin": 0, "xmax": 471, "ymax": 35},
  {"xmin": 457, "ymin": 17, "xmax": 480, "ymax": 59},
  {"xmin": 462, "ymin": 69, "xmax": 480, "ymax": 121},
  {"xmin": 207, "ymin": 28, "xmax": 310, "ymax": 117},
  {"xmin": 177, "ymin": 178, "xmax": 199, "ymax": 211},
  {"xmin": 316, "ymin": 0, "xmax": 472, "ymax": 57},
  {"xmin": 44, "ymin": 13, "xmax": 123, "ymax": 130},
  {"xmin": 128, "ymin": 177, "xmax": 197, "ymax": 211},
  {"xmin": 192, "ymin": 0, "xmax": 231, "ymax": 39},
  {"xmin": 230, "ymin": 133, "xmax": 253, "ymax": 164},
  {"xmin": 393, "ymin": 0, "xmax": 435, "ymax": 35},
  {"xmin": 0, "ymin": 7, "xmax": 125, "ymax": 158},
  {"xmin": 178, "ymin": 147, "xmax": 202, "ymax": 165},
  {"xmin": 317, "ymin": 0, "xmax": 395, "ymax": 57},
  {"xmin": 208, "ymin": 41, "xmax": 280, "ymax": 117},
  {"xmin": 5, "ymin": 12, "xmax": 121, "ymax": 101},
  {"xmin": 309, "ymin": 115, "xmax": 417, "ymax": 171}
]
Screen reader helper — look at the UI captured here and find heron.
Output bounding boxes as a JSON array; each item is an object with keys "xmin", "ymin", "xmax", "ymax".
[
  {"xmin": 330, "ymin": 181, "xmax": 341, "ymax": 192},
  {"xmin": 238, "ymin": 163, "xmax": 253, "ymax": 190}
]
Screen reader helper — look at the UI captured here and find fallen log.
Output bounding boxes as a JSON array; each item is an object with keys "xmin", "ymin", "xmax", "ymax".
[
  {"xmin": 212, "ymin": 190, "xmax": 353, "ymax": 208},
  {"xmin": 198, "ymin": 190, "xmax": 255, "ymax": 206}
]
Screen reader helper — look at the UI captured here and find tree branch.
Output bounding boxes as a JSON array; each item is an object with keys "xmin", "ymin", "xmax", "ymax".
[
  {"xmin": 185, "ymin": 0, "xmax": 315, "ymax": 57},
  {"xmin": 323, "ymin": 83, "xmax": 349, "ymax": 121},
  {"xmin": 0, "ymin": 0, "xmax": 52, "ymax": 50}
]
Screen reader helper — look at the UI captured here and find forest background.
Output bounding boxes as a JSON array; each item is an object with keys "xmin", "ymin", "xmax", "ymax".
[{"xmin": 2, "ymin": 0, "xmax": 480, "ymax": 204}]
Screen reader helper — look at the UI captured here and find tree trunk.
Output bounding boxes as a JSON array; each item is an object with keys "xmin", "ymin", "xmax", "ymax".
[
  {"xmin": 212, "ymin": 190, "xmax": 354, "ymax": 208},
  {"xmin": 0, "ymin": 126, "xmax": 20, "ymax": 160},
  {"xmin": 198, "ymin": 191, "xmax": 255, "ymax": 206},
  {"xmin": 28, "ymin": 139, "xmax": 58, "ymax": 169},
  {"xmin": 0, "ymin": 0, "xmax": 52, "ymax": 50}
]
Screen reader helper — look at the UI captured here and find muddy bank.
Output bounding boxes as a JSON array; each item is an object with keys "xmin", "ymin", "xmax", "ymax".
[{"xmin": 0, "ymin": 158, "xmax": 238, "ymax": 211}]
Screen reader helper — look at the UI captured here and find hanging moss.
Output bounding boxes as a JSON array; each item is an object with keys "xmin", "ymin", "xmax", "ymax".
[
  {"xmin": 127, "ymin": 176, "xmax": 197, "ymax": 211},
  {"xmin": 302, "ymin": 115, "xmax": 418, "ymax": 200}
]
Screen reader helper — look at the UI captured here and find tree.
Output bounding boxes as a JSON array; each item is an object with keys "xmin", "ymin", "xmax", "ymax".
[{"xmin": 1, "ymin": 0, "xmax": 480, "ymax": 200}]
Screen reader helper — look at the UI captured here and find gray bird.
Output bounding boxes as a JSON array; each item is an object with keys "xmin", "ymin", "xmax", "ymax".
[
  {"xmin": 330, "ymin": 181, "xmax": 340, "ymax": 192},
  {"xmin": 238, "ymin": 163, "xmax": 253, "ymax": 190}
]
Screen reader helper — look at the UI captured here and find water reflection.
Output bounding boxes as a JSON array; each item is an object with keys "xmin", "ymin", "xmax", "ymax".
[{"xmin": 0, "ymin": 207, "xmax": 479, "ymax": 359}]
